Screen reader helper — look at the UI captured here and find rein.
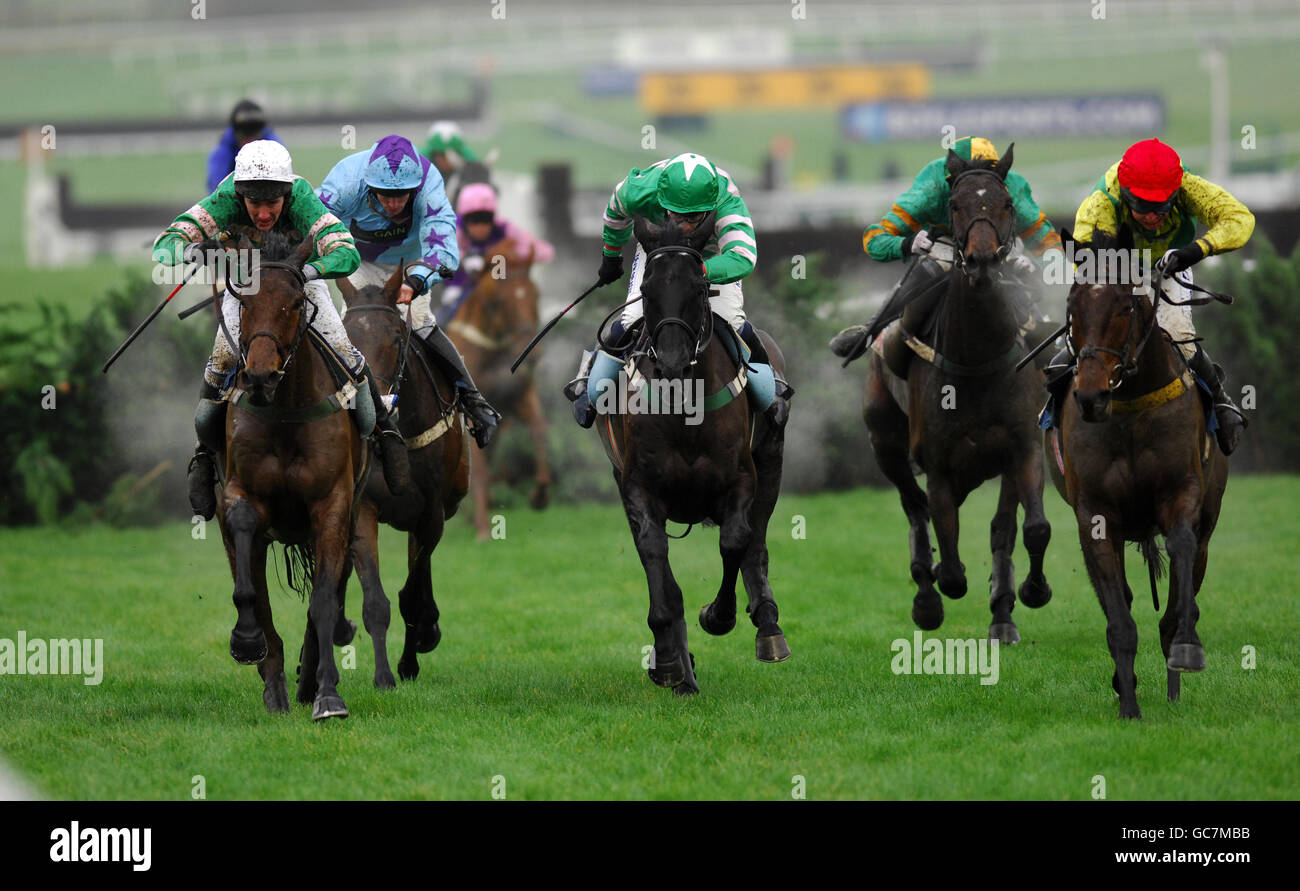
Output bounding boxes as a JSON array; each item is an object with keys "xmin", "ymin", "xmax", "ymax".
[
  {"xmin": 641, "ymin": 245, "xmax": 713, "ymax": 365},
  {"xmin": 225, "ymin": 260, "xmax": 317, "ymax": 373},
  {"xmin": 948, "ymin": 169, "xmax": 1016, "ymax": 269}
]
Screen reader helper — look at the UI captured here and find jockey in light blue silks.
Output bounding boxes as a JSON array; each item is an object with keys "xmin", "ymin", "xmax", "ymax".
[{"xmin": 318, "ymin": 134, "xmax": 500, "ymax": 447}]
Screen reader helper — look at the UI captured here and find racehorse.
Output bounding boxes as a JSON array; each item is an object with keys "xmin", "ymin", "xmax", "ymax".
[
  {"xmin": 1047, "ymin": 227, "xmax": 1229, "ymax": 719},
  {"xmin": 214, "ymin": 231, "xmax": 363, "ymax": 720},
  {"xmin": 447, "ymin": 238, "xmax": 551, "ymax": 540},
  {"xmin": 337, "ymin": 267, "xmax": 470, "ymax": 685},
  {"xmin": 862, "ymin": 145, "xmax": 1053, "ymax": 643},
  {"xmin": 596, "ymin": 215, "xmax": 790, "ymax": 696}
]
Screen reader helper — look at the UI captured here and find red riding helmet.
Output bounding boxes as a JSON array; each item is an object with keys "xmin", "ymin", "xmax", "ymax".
[{"xmin": 1117, "ymin": 138, "xmax": 1184, "ymax": 202}]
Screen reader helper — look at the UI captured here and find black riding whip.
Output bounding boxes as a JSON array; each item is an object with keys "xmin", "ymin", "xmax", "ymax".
[{"xmin": 510, "ymin": 279, "xmax": 603, "ymax": 374}]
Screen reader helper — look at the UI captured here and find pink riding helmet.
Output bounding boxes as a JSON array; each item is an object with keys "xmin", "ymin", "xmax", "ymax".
[{"xmin": 457, "ymin": 182, "xmax": 497, "ymax": 216}]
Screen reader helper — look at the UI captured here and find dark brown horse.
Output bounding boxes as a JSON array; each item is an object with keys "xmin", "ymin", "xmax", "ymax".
[
  {"xmin": 862, "ymin": 145, "xmax": 1053, "ymax": 643},
  {"xmin": 338, "ymin": 266, "xmax": 470, "ymax": 685},
  {"xmin": 1047, "ymin": 228, "xmax": 1229, "ymax": 719},
  {"xmin": 596, "ymin": 216, "xmax": 789, "ymax": 696},
  {"xmin": 214, "ymin": 231, "xmax": 362, "ymax": 720},
  {"xmin": 447, "ymin": 239, "xmax": 551, "ymax": 540}
]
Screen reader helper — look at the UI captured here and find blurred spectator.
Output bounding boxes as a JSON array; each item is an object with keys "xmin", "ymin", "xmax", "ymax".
[{"xmin": 206, "ymin": 100, "xmax": 283, "ymax": 194}]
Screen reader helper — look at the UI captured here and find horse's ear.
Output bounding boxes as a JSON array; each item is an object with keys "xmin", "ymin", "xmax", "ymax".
[
  {"xmin": 687, "ymin": 210, "xmax": 717, "ymax": 253},
  {"xmin": 289, "ymin": 236, "xmax": 315, "ymax": 269},
  {"xmin": 384, "ymin": 262, "xmax": 405, "ymax": 300},
  {"xmin": 1058, "ymin": 227, "xmax": 1075, "ymax": 256},
  {"xmin": 336, "ymin": 275, "xmax": 358, "ymax": 307},
  {"xmin": 1117, "ymin": 224, "xmax": 1135, "ymax": 252},
  {"xmin": 945, "ymin": 149, "xmax": 966, "ymax": 179},
  {"xmin": 993, "ymin": 143, "xmax": 1014, "ymax": 180},
  {"xmin": 633, "ymin": 215, "xmax": 660, "ymax": 252}
]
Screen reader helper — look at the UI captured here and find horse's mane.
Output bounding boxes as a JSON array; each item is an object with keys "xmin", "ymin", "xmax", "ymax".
[{"xmin": 256, "ymin": 228, "xmax": 305, "ymax": 261}]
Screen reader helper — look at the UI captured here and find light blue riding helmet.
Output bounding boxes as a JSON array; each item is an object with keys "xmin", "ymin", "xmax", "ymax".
[{"xmin": 363, "ymin": 135, "xmax": 427, "ymax": 191}]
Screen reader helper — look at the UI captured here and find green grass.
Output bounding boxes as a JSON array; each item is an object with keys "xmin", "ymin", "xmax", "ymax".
[{"xmin": 1, "ymin": 476, "xmax": 1296, "ymax": 800}]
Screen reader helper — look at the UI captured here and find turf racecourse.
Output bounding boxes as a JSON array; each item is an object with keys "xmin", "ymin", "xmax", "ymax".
[{"xmin": 1, "ymin": 477, "xmax": 1296, "ymax": 801}]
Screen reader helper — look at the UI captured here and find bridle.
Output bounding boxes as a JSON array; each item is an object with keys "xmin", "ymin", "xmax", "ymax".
[
  {"xmin": 641, "ymin": 244, "xmax": 713, "ymax": 365},
  {"xmin": 1072, "ymin": 287, "xmax": 1161, "ymax": 391},
  {"xmin": 225, "ymin": 260, "xmax": 317, "ymax": 374},
  {"xmin": 948, "ymin": 168, "xmax": 1016, "ymax": 270},
  {"xmin": 345, "ymin": 302, "xmax": 411, "ymax": 396}
]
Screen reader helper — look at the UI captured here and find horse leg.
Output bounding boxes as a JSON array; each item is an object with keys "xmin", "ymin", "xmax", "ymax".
[
  {"xmin": 864, "ymin": 363, "xmax": 941, "ymax": 629},
  {"xmin": 1078, "ymin": 506, "xmax": 1140, "ymax": 718},
  {"xmin": 332, "ymin": 548, "xmax": 357, "ymax": 648},
  {"xmin": 700, "ymin": 475, "xmax": 753, "ymax": 640},
  {"xmin": 397, "ymin": 515, "xmax": 444, "ymax": 681},
  {"xmin": 988, "ymin": 477, "xmax": 1020, "ymax": 644},
  {"xmin": 740, "ymin": 433, "xmax": 790, "ymax": 662},
  {"xmin": 249, "ymin": 538, "xmax": 289, "ymax": 713},
  {"xmin": 622, "ymin": 479, "xmax": 697, "ymax": 695},
  {"xmin": 927, "ymin": 473, "xmax": 968, "ymax": 601},
  {"xmin": 519, "ymin": 385, "xmax": 552, "ymax": 510},
  {"xmin": 353, "ymin": 504, "xmax": 395, "ymax": 689},
  {"xmin": 1164, "ymin": 521, "xmax": 1205, "ymax": 673},
  {"xmin": 306, "ymin": 490, "xmax": 354, "ymax": 721},
  {"xmin": 224, "ymin": 496, "xmax": 268, "ymax": 665},
  {"xmin": 1159, "ymin": 577, "xmax": 1181, "ymax": 703},
  {"xmin": 1013, "ymin": 448, "xmax": 1053, "ymax": 609}
]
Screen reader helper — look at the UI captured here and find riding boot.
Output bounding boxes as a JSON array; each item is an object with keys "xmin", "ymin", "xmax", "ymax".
[
  {"xmin": 421, "ymin": 325, "xmax": 501, "ymax": 448},
  {"xmin": 188, "ymin": 380, "xmax": 226, "ymax": 520},
  {"xmin": 1042, "ymin": 347, "xmax": 1074, "ymax": 429},
  {"xmin": 738, "ymin": 322, "xmax": 794, "ymax": 427},
  {"xmin": 563, "ymin": 347, "xmax": 598, "ymax": 428},
  {"xmin": 363, "ymin": 368, "xmax": 412, "ymax": 494},
  {"xmin": 1187, "ymin": 344, "xmax": 1246, "ymax": 455}
]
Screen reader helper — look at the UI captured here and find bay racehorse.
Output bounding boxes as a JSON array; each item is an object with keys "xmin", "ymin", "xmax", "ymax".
[
  {"xmin": 1047, "ymin": 227, "xmax": 1229, "ymax": 719},
  {"xmin": 215, "ymin": 231, "xmax": 364, "ymax": 720},
  {"xmin": 335, "ymin": 267, "xmax": 470, "ymax": 686},
  {"xmin": 862, "ymin": 145, "xmax": 1053, "ymax": 643},
  {"xmin": 447, "ymin": 239, "xmax": 552, "ymax": 540},
  {"xmin": 596, "ymin": 215, "xmax": 789, "ymax": 696}
]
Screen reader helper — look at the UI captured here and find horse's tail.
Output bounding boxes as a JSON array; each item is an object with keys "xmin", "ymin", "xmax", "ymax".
[
  {"xmin": 1137, "ymin": 537, "xmax": 1166, "ymax": 611},
  {"xmin": 283, "ymin": 542, "xmax": 317, "ymax": 601}
]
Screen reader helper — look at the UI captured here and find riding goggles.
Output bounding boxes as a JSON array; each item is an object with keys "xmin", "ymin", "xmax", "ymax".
[{"xmin": 1121, "ymin": 186, "xmax": 1179, "ymax": 217}]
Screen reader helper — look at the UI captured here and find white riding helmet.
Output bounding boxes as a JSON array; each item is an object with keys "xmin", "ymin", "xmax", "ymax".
[{"xmin": 233, "ymin": 140, "xmax": 294, "ymax": 200}]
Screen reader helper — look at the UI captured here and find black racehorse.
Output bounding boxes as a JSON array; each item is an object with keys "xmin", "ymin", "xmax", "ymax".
[
  {"xmin": 862, "ymin": 145, "xmax": 1053, "ymax": 643},
  {"xmin": 596, "ymin": 215, "xmax": 790, "ymax": 695}
]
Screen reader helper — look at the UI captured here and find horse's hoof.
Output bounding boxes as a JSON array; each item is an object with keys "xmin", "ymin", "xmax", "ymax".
[
  {"xmin": 756, "ymin": 632, "xmax": 791, "ymax": 663},
  {"xmin": 397, "ymin": 655, "xmax": 419, "ymax": 682},
  {"xmin": 529, "ymin": 484, "xmax": 550, "ymax": 511},
  {"xmin": 262, "ymin": 672, "xmax": 290, "ymax": 713},
  {"xmin": 912, "ymin": 597, "xmax": 944, "ymax": 631},
  {"xmin": 935, "ymin": 562, "xmax": 967, "ymax": 599},
  {"xmin": 312, "ymin": 693, "xmax": 349, "ymax": 721},
  {"xmin": 989, "ymin": 622, "xmax": 1020, "ymax": 645},
  {"xmin": 229, "ymin": 628, "xmax": 267, "ymax": 665},
  {"xmin": 333, "ymin": 618, "xmax": 357, "ymax": 647},
  {"xmin": 1166, "ymin": 669, "xmax": 1181, "ymax": 702},
  {"xmin": 674, "ymin": 681, "xmax": 700, "ymax": 697},
  {"xmin": 1018, "ymin": 577, "xmax": 1052, "ymax": 608},
  {"xmin": 699, "ymin": 603, "xmax": 736, "ymax": 636},
  {"xmin": 415, "ymin": 622, "xmax": 441, "ymax": 654},
  {"xmin": 375, "ymin": 669, "xmax": 396, "ymax": 690},
  {"xmin": 1167, "ymin": 643, "xmax": 1205, "ymax": 672},
  {"xmin": 648, "ymin": 654, "xmax": 686, "ymax": 688},
  {"xmin": 1118, "ymin": 702, "xmax": 1141, "ymax": 720}
]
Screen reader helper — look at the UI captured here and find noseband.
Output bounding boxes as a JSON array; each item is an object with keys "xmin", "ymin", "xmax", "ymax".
[{"xmin": 643, "ymin": 245, "xmax": 713, "ymax": 365}]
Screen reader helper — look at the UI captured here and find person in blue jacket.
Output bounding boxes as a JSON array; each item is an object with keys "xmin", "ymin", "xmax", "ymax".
[
  {"xmin": 206, "ymin": 100, "xmax": 282, "ymax": 194},
  {"xmin": 318, "ymin": 134, "xmax": 500, "ymax": 448}
]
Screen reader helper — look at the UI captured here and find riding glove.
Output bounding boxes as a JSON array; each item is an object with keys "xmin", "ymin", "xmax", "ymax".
[{"xmin": 597, "ymin": 253, "xmax": 624, "ymax": 285}]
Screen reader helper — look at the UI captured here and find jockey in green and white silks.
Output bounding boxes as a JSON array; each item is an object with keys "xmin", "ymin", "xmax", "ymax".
[
  {"xmin": 318, "ymin": 134, "xmax": 500, "ymax": 448},
  {"xmin": 565, "ymin": 152, "xmax": 792, "ymax": 428},
  {"xmin": 153, "ymin": 140, "xmax": 411, "ymax": 520}
]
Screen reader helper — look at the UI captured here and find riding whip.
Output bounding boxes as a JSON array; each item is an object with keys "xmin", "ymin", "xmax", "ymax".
[
  {"xmin": 510, "ymin": 279, "xmax": 602, "ymax": 374},
  {"xmin": 102, "ymin": 258, "xmax": 206, "ymax": 373}
]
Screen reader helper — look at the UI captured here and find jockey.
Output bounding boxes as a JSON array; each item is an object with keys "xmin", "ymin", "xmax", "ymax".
[
  {"xmin": 564, "ymin": 152, "xmax": 793, "ymax": 428},
  {"xmin": 436, "ymin": 181, "xmax": 555, "ymax": 327},
  {"xmin": 420, "ymin": 120, "xmax": 479, "ymax": 192},
  {"xmin": 1058, "ymin": 137, "xmax": 1252, "ymax": 455},
  {"xmin": 831, "ymin": 137, "xmax": 1061, "ymax": 361},
  {"xmin": 206, "ymin": 99, "xmax": 283, "ymax": 194},
  {"xmin": 317, "ymin": 134, "xmax": 500, "ymax": 448},
  {"xmin": 154, "ymin": 140, "xmax": 411, "ymax": 521}
]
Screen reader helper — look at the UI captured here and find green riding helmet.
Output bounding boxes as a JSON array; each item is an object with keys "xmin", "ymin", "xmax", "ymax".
[{"xmin": 656, "ymin": 153, "xmax": 721, "ymax": 213}]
